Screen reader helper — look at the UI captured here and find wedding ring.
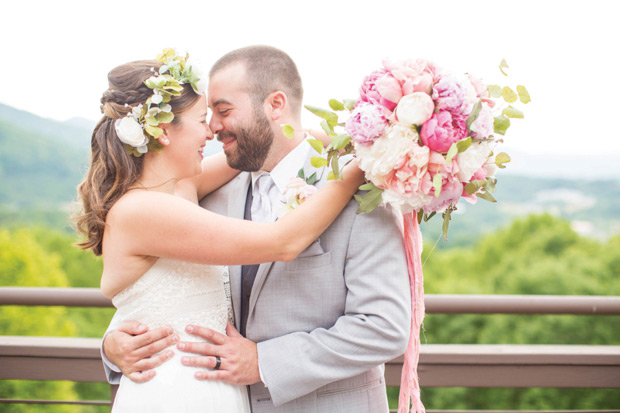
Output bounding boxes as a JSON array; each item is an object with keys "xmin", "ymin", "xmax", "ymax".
[{"xmin": 214, "ymin": 356, "xmax": 221, "ymax": 370}]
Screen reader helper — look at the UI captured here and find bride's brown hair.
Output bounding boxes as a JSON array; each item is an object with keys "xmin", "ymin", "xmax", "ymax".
[{"xmin": 75, "ymin": 60, "xmax": 201, "ymax": 255}]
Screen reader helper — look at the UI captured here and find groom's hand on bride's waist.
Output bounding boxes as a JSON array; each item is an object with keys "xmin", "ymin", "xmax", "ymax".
[
  {"xmin": 103, "ymin": 320, "xmax": 179, "ymax": 382},
  {"xmin": 178, "ymin": 321, "xmax": 261, "ymax": 385}
]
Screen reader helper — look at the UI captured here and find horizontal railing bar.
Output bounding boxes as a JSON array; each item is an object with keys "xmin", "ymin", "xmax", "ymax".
[
  {"xmin": 0, "ymin": 398, "xmax": 110, "ymax": 405},
  {"xmin": 1, "ymin": 288, "xmax": 620, "ymax": 314}
]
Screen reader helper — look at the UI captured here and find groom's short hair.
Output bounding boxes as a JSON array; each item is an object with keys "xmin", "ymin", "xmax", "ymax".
[{"xmin": 209, "ymin": 45, "xmax": 303, "ymax": 113}]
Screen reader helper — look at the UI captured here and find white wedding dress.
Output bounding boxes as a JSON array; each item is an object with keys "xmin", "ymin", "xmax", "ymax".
[{"xmin": 111, "ymin": 258, "xmax": 250, "ymax": 412}]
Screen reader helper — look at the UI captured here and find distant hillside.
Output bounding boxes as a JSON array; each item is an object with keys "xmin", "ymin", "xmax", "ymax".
[{"xmin": 0, "ymin": 103, "xmax": 618, "ymax": 242}]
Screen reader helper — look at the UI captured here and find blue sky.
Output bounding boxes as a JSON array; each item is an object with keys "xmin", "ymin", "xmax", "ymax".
[{"xmin": 2, "ymin": 0, "xmax": 618, "ymax": 177}]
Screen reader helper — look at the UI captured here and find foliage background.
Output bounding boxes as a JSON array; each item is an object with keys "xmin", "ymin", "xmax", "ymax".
[{"xmin": 0, "ymin": 103, "xmax": 618, "ymax": 410}]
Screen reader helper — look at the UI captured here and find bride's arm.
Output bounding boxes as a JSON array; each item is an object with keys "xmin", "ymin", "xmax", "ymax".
[
  {"xmin": 175, "ymin": 152, "xmax": 239, "ymax": 203},
  {"xmin": 111, "ymin": 160, "xmax": 365, "ymax": 266}
]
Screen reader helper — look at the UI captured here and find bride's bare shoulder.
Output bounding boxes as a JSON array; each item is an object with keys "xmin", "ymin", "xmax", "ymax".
[{"xmin": 107, "ymin": 191, "xmax": 191, "ymax": 225}]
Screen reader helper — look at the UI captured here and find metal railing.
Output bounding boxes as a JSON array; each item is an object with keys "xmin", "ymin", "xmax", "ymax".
[{"xmin": 1, "ymin": 287, "xmax": 620, "ymax": 411}]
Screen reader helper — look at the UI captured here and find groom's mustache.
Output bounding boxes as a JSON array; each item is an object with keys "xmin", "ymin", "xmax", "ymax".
[{"xmin": 217, "ymin": 131, "xmax": 237, "ymax": 142}]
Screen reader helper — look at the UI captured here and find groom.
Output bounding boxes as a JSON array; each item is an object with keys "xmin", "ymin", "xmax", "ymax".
[{"xmin": 102, "ymin": 45, "xmax": 411, "ymax": 412}]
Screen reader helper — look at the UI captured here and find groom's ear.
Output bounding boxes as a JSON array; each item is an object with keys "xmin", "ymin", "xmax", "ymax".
[{"xmin": 264, "ymin": 91, "xmax": 287, "ymax": 121}]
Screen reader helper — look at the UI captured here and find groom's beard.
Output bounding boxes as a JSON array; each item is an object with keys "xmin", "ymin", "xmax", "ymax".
[{"xmin": 219, "ymin": 108, "xmax": 274, "ymax": 172}]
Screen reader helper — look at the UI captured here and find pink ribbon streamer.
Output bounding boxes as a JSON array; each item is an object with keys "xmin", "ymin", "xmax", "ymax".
[{"xmin": 398, "ymin": 211, "xmax": 426, "ymax": 413}]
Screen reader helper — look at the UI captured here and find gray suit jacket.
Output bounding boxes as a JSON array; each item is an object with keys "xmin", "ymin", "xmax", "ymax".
[{"xmin": 200, "ymin": 157, "xmax": 411, "ymax": 413}]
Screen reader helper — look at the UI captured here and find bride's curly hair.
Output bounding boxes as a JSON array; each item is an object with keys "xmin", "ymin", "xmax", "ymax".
[{"xmin": 75, "ymin": 60, "xmax": 201, "ymax": 256}]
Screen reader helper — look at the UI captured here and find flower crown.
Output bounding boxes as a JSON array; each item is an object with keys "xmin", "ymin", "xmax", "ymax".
[{"xmin": 114, "ymin": 48, "xmax": 206, "ymax": 157}]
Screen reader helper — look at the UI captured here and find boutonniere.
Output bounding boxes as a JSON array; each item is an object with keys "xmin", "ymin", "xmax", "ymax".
[{"xmin": 277, "ymin": 170, "xmax": 318, "ymax": 218}]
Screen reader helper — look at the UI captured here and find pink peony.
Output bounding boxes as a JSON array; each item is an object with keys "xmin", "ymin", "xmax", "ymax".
[
  {"xmin": 423, "ymin": 152, "xmax": 463, "ymax": 213},
  {"xmin": 467, "ymin": 73, "xmax": 495, "ymax": 108},
  {"xmin": 470, "ymin": 102, "xmax": 493, "ymax": 139},
  {"xmin": 432, "ymin": 74, "xmax": 473, "ymax": 116},
  {"xmin": 420, "ymin": 110, "xmax": 467, "ymax": 153},
  {"xmin": 395, "ymin": 92, "xmax": 435, "ymax": 126},
  {"xmin": 384, "ymin": 58, "xmax": 437, "ymax": 95},
  {"xmin": 359, "ymin": 69, "xmax": 401, "ymax": 111},
  {"xmin": 345, "ymin": 103, "xmax": 389, "ymax": 145}
]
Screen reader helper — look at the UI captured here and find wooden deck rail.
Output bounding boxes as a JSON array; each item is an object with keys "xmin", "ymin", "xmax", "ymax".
[{"xmin": 1, "ymin": 288, "xmax": 620, "ymax": 410}]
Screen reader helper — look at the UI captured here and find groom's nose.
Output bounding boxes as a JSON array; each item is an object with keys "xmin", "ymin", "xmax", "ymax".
[{"xmin": 209, "ymin": 116, "xmax": 223, "ymax": 136}]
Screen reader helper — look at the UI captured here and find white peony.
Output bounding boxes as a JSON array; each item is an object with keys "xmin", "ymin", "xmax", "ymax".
[
  {"xmin": 395, "ymin": 92, "xmax": 434, "ymax": 126},
  {"xmin": 456, "ymin": 141, "xmax": 493, "ymax": 182},
  {"xmin": 354, "ymin": 124, "xmax": 417, "ymax": 187},
  {"xmin": 115, "ymin": 117, "xmax": 148, "ymax": 148}
]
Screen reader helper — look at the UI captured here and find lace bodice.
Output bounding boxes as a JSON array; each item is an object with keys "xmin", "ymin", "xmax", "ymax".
[{"xmin": 112, "ymin": 258, "xmax": 233, "ymax": 342}]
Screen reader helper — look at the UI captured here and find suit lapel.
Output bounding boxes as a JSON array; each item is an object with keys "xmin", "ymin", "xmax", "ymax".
[{"xmin": 229, "ymin": 172, "xmax": 251, "ymax": 329}]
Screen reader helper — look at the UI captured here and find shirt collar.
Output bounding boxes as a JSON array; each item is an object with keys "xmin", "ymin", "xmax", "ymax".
[{"xmin": 251, "ymin": 137, "xmax": 312, "ymax": 194}]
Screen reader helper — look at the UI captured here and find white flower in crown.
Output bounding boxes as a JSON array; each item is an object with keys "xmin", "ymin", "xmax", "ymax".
[{"xmin": 115, "ymin": 117, "xmax": 148, "ymax": 149}]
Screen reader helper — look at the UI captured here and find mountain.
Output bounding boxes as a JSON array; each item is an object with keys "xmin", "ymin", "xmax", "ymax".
[{"xmin": 0, "ymin": 103, "xmax": 618, "ymax": 242}]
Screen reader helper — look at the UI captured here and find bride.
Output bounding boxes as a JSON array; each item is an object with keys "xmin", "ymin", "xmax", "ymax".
[{"xmin": 75, "ymin": 50, "xmax": 364, "ymax": 412}]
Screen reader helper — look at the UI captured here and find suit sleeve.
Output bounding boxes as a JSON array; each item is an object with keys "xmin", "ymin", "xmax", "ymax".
[
  {"xmin": 256, "ymin": 203, "xmax": 412, "ymax": 406},
  {"xmin": 100, "ymin": 310, "xmax": 123, "ymax": 384}
]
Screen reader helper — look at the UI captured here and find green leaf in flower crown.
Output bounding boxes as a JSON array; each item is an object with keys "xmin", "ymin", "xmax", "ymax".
[
  {"xmin": 477, "ymin": 191, "xmax": 497, "ymax": 202},
  {"xmin": 446, "ymin": 143, "xmax": 458, "ymax": 163},
  {"xmin": 311, "ymin": 156, "xmax": 328, "ymax": 168},
  {"xmin": 305, "ymin": 105, "xmax": 339, "ymax": 127},
  {"xmin": 466, "ymin": 100, "xmax": 482, "ymax": 131},
  {"xmin": 495, "ymin": 152, "xmax": 511, "ymax": 168},
  {"xmin": 502, "ymin": 86, "xmax": 518, "ymax": 103},
  {"xmin": 487, "ymin": 85, "xmax": 502, "ymax": 98},
  {"xmin": 343, "ymin": 99, "xmax": 357, "ymax": 111},
  {"xmin": 330, "ymin": 135, "xmax": 351, "ymax": 151},
  {"xmin": 354, "ymin": 185, "xmax": 384, "ymax": 214},
  {"xmin": 517, "ymin": 85, "xmax": 531, "ymax": 104},
  {"xmin": 465, "ymin": 179, "xmax": 486, "ymax": 195},
  {"xmin": 156, "ymin": 111, "xmax": 174, "ymax": 124},
  {"xmin": 281, "ymin": 124, "xmax": 295, "ymax": 139},
  {"xmin": 502, "ymin": 106, "xmax": 524, "ymax": 119},
  {"xmin": 307, "ymin": 139, "xmax": 324, "ymax": 154},
  {"xmin": 145, "ymin": 125, "xmax": 163, "ymax": 138},
  {"xmin": 329, "ymin": 99, "xmax": 345, "ymax": 111},
  {"xmin": 146, "ymin": 116, "xmax": 159, "ymax": 127},
  {"xmin": 493, "ymin": 115, "xmax": 510, "ymax": 135},
  {"xmin": 433, "ymin": 173, "xmax": 443, "ymax": 197},
  {"xmin": 499, "ymin": 59, "xmax": 509, "ymax": 76}
]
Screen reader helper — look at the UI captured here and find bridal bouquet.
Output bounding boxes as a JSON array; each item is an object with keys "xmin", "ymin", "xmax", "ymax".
[{"xmin": 298, "ymin": 59, "xmax": 529, "ymax": 413}]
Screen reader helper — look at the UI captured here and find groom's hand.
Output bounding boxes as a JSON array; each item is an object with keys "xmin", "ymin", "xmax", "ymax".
[
  {"xmin": 103, "ymin": 320, "xmax": 178, "ymax": 382},
  {"xmin": 179, "ymin": 321, "xmax": 261, "ymax": 385}
]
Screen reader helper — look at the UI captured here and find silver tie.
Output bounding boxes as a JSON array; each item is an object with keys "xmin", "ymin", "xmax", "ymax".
[{"xmin": 251, "ymin": 173, "xmax": 276, "ymax": 223}]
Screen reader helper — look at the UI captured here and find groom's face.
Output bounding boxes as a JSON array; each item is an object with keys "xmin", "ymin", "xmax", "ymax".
[{"xmin": 208, "ymin": 63, "xmax": 274, "ymax": 171}]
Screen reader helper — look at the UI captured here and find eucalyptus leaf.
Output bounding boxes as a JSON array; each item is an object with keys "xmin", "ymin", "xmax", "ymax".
[
  {"xmin": 354, "ymin": 186, "xmax": 384, "ymax": 214},
  {"xmin": 499, "ymin": 59, "xmax": 509, "ymax": 76},
  {"xmin": 306, "ymin": 172, "xmax": 317, "ymax": 185},
  {"xmin": 517, "ymin": 85, "xmax": 531, "ymax": 104},
  {"xmin": 424, "ymin": 211, "xmax": 436, "ymax": 222},
  {"xmin": 307, "ymin": 139, "xmax": 324, "ymax": 154},
  {"xmin": 477, "ymin": 191, "xmax": 497, "ymax": 202},
  {"xmin": 297, "ymin": 168, "xmax": 305, "ymax": 179},
  {"xmin": 327, "ymin": 171, "xmax": 336, "ymax": 180},
  {"xmin": 502, "ymin": 106, "xmax": 524, "ymax": 119},
  {"xmin": 456, "ymin": 137, "xmax": 472, "ymax": 153},
  {"xmin": 305, "ymin": 105, "xmax": 339, "ymax": 127},
  {"xmin": 433, "ymin": 173, "xmax": 443, "ymax": 197},
  {"xmin": 487, "ymin": 85, "xmax": 502, "ymax": 98},
  {"xmin": 485, "ymin": 178, "xmax": 497, "ymax": 193},
  {"xmin": 466, "ymin": 100, "xmax": 482, "ymax": 131},
  {"xmin": 359, "ymin": 182, "xmax": 378, "ymax": 191},
  {"xmin": 320, "ymin": 119, "xmax": 335, "ymax": 136},
  {"xmin": 156, "ymin": 111, "xmax": 174, "ymax": 124},
  {"xmin": 495, "ymin": 152, "xmax": 511, "ymax": 168},
  {"xmin": 343, "ymin": 99, "xmax": 357, "ymax": 111},
  {"xmin": 493, "ymin": 115, "xmax": 510, "ymax": 135},
  {"xmin": 281, "ymin": 124, "xmax": 295, "ymax": 138},
  {"xmin": 502, "ymin": 86, "xmax": 518, "ymax": 103},
  {"xmin": 465, "ymin": 179, "xmax": 485, "ymax": 195},
  {"xmin": 145, "ymin": 125, "xmax": 163, "ymax": 138},
  {"xmin": 330, "ymin": 135, "xmax": 351, "ymax": 151},
  {"xmin": 442, "ymin": 208, "xmax": 452, "ymax": 240},
  {"xmin": 446, "ymin": 143, "xmax": 458, "ymax": 163},
  {"xmin": 329, "ymin": 99, "xmax": 345, "ymax": 111},
  {"xmin": 331, "ymin": 154, "xmax": 340, "ymax": 179},
  {"xmin": 311, "ymin": 156, "xmax": 328, "ymax": 168}
]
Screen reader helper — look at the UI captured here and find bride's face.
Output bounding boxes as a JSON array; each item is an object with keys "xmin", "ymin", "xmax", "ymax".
[{"xmin": 164, "ymin": 95, "xmax": 212, "ymax": 178}]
